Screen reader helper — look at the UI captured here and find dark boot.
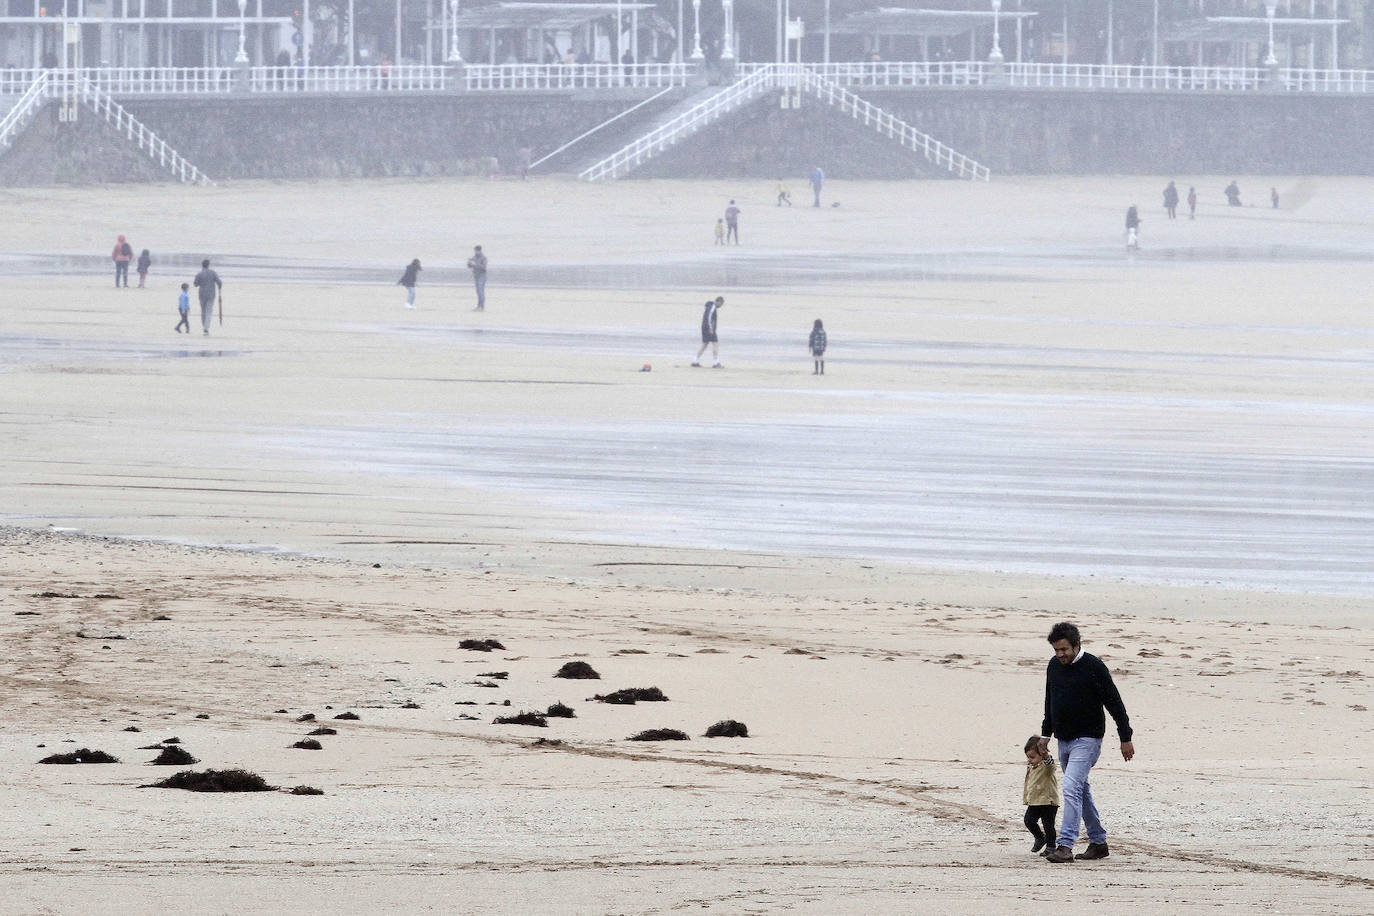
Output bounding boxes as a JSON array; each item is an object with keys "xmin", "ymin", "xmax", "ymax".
[
  {"xmin": 1078, "ymin": 841, "xmax": 1109, "ymax": 860},
  {"xmin": 1044, "ymin": 845, "xmax": 1075, "ymax": 863}
]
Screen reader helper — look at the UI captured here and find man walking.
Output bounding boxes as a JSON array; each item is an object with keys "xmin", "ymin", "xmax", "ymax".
[
  {"xmin": 467, "ymin": 245, "xmax": 488, "ymax": 310},
  {"xmin": 1038, "ymin": 621, "xmax": 1134, "ymax": 863},
  {"xmin": 810, "ymin": 166, "xmax": 825, "ymax": 207},
  {"xmin": 193, "ymin": 258, "xmax": 222, "ymax": 336},
  {"xmin": 692, "ymin": 296, "xmax": 724, "ymax": 368},
  {"xmin": 724, "ymin": 200, "xmax": 740, "ymax": 245}
]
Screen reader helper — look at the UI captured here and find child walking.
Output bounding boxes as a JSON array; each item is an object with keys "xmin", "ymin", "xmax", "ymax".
[
  {"xmin": 137, "ymin": 249, "xmax": 152, "ymax": 288},
  {"xmin": 809, "ymin": 319, "xmax": 827, "ymax": 375},
  {"xmin": 1023, "ymin": 735, "xmax": 1061, "ymax": 856},
  {"xmin": 713, "ymin": 218, "xmax": 725, "ymax": 246},
  {"xmin": 174, "ymin": 282, "xmax": 190, "ymax": 333}
]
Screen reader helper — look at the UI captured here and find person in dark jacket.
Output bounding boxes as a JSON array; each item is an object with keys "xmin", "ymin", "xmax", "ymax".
[
  {"xmin": 1125, "ymin": 206, "xmax": 1141, "ymax": 250},
  {"xmin": 692, "ymin": 296, "xmax": 724, "ymax": 368},
  {"xmin": 809, "ymin": 318, "xmax": 827, "ymax": 375},
  {"xmin": 1163, "ymin": 181, "xmax": 1179, "ymax": 219},
  {"xmin": 1037, "ymin": 621, "xmax": 1134, "ymax": 864},
  {"xmin": 398, "ymin": 258, "xmax": 421, "ymax": 309},
  {"xmin": 136, "ymin": 248, "xmax": 152, "ymax": 287}
]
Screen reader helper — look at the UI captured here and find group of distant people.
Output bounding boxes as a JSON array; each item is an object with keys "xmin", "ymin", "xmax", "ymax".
[
  {"xmin": 109, "ymin": 234, "xmax": 221, "ymax": 336},
  {"xmin": 1127, "ymin": 179, "xmax": 1281, "ymax": 248},
  {"xmin": 714, "ymin": 167, "xmax": 829, "ymax": 245}
]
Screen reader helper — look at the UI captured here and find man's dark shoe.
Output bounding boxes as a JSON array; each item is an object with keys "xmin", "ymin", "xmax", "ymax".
[
  {"xmin": 1078, "ymin": 842, "xmax": 1109, "ymax": 860},
  {"xmin": 1045, "ymin": 845, "xmax": 1075, "ymax": 863}
]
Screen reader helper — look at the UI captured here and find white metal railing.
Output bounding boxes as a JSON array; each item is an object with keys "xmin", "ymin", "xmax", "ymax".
[
  {"xmin": 6, "ymin": 61, "xmax": 1374, "ymax": 98},
  {"xmin": 740, "ymin": 60, "xmax": 1374, "ymax": 94},
  {"xmin": 798, "ymin": 69, "xmax": 989, "ymax": 181},
  {"xmin": 579, "ymin": 67, "xmax": 776, "ymax": 181},
  {"xmin": 462, "ymin": 62, "xmax": 689, "ymax": 91},
  {"xmin": 76, "ymin": 79, "xmax": 213, "ymax": 185},
  {"xmin": 0, "ymin": 72, "xmax": 49, "ymax": 148}
]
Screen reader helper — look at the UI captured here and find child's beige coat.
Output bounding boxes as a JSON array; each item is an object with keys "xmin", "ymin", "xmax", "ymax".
[{"xmin": 1023, "ymin": 758, "xmax": 1061, "ymax": 806}]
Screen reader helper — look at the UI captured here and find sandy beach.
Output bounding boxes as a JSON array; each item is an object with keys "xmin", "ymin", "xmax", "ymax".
[{"xmin": 1, "ymin": 175, "xmax": 1372, "ymax": 913}]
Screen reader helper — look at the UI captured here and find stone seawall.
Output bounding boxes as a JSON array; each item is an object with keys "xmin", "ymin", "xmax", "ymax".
[{"xmin": 1, "ymin": 87, "xmax": 1370, "ymax": 185}]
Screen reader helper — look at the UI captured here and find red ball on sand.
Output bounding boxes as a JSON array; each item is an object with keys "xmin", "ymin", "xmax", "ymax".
[{"xmin": 640, "ymin": 363, "xmax": 652, "ymax": 372}]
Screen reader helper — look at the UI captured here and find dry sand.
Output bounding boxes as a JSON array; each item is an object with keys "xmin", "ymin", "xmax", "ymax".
[{"xmin": 1, "ymin": 175, "xmax": 1372, "ymax": 914}]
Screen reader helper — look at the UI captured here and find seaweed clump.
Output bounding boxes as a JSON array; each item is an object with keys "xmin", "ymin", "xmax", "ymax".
[
  {"xmin": 290, "ymin": 785, "xmax": 325, "ymax": 796},
  {"xmin": 594, "ymin": 687, "xmax": 668, "ymax": 705},
  {"xmin": 40, "ymin": 748, "xmax": 119, "ymax": 764},
  {"xmin": 150, "ymin": 745, "xmax": 200, "ymax": 765},
  {"xmin": 553, "ymin": 661, "xmax": 600, "ymax": 680},
  {"xmin": 459, "ymin": 638, "xmax": 506, "ymax": 652},
  {"xmin": 545, "ymin": 702, "xmax": 575, "ymax": 718},
  {"xmin": 704, "ymin": 720, "xmax": 749, "ymax": 738},
  {"xmin": 492, "ymin": 712, "xmax": 548, "ymax": 727},
  {"xmin": 292, "ymin": 739, "xmax": 323, "ymax": 750},
  {"xmin": 143, "ymin": 769, "xmax": 276, "ymax": 792},
  {"xmin": 628, "ymin": 729, "xmax": 689, "ymax": 742}
]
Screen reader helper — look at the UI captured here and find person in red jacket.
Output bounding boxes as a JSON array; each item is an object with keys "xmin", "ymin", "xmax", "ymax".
[{"xmin": 111, "ymin": 235, "xmax": 133, "ymax": 288}]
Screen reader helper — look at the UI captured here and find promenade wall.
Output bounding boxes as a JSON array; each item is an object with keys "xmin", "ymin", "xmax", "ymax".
[{"xmin": 1, "ymin": 87, "xmax": 1371, "ymax": 184}]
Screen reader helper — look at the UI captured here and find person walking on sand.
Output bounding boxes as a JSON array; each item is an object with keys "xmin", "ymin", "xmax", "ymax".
[
  {"xmin": 1023, "ymin": 734, "xmax": 1061, "ymax": 856},
  {"xmin": 174, "ymin": 282, "xmax": 190, "ymax": 334},
  {"xmin": 714, "ymin": 218, "xmax": 725, "ymax": 246},
  {"xmin": 467, "ymin": 245, "xmax": 488, "ymax": 310},
  {"xmin": 810, "ymin": 166, "xmax": 824, "ymax": 207},
  {"xmin": 692, "ymin": 296, "xmax": 724, "ymax": 368},
  {"xmin": 193, "ymin": 258, "xmax": 221, "ymax": 336},
  {"xmin": 776, "ymin": 179, "xmax": 792, "ymax": 207},
  {"xmin": 136, "ymin": 248, "xmax": 152, "ymax": 287},
  {"xmin": 1225, "ymin": 180, "xmax": 1242, "ymax": 207},
  {"xmin": 1125, "ymin": 205, "xmax": 1141, "ymax": 250},
  {"xmin": 1163, "ymin": 181, "xmax": 1179, "ymax": 220},
  {"xmin": 398, "ymin": 258, "xmax": 421, "ymax": 309},
  {"xmin": 809, "ymin": 318, "xmax": 827, "ymax": 375},
  {"xmin": 724, "ymin": 200, "xmax": 740, "ymax": 245},
  {"xmin": 1038, "ymin": 621, "xmax": 1135, "ymax": 863},
  {"xmin": 1187, "ymin": 186, "xmax": 1197, "ymax": 220},
  {"xmin": 1271, "ymin": 186, "xmax": 1280, "ymax": 209},
  {"xmin": 112, "ymin": 235, "xmax": 133, "ymax": 288}
]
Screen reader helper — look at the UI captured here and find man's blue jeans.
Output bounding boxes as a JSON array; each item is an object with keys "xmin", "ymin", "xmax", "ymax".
[
  {"xmin": 474, "ymin": 274, "xmax": 486, "ymax": 308},
  {"xmin": 1057, "ymin": 737, "xmax": 1106, "ymax": 848}
]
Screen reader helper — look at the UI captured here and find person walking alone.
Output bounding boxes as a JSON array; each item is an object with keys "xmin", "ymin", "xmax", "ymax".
[
  {"xmin": 1038, "ymin": 622, "xmax": 1135, "ymax": 864},
  {"xmin": 1163, "ymin": 181, "xmax": 1179, "ymax": 220},
  {"xmin": 193, "ymin": 258, "xmax": 222, "ymax": 336},
  {"xmin": 692, "ymin": 296, "xmax": 724, "ymax": 368},
  {"xmin": 810, "ymin": 166, "xmax": 825, "ymax": 207},
  {"xmin": 809, "ymin": 319, "xmax": 827, "ymax": 375},
  {"xmin": 467, "ymin": 245, "xmax": 488, "ymax": 310},
  {"xmin": 398, "ymin": 258, "xmax": 421, "ymax": 309}
]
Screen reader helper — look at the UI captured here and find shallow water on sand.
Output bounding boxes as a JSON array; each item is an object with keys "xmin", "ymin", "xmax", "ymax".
[{"xmin": 281, "ymin": 393, "xmax": 1374, "ymax": 595}]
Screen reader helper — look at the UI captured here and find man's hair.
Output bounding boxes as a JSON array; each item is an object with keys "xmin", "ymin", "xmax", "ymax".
[
  {"xmin": 1047, "ymin": 622, "xmax": 1080, "ymax": 647},
  {"xmin": 1024, "ymin": 735, "xmax": 1041, "ymax": 753},
  {"xmin": 180, "ymin": 282, "xmax": 188, "ymax": 290},
  {"xmin": 201, "ymin": 259, "xmax": 210, "ymax": 268}
]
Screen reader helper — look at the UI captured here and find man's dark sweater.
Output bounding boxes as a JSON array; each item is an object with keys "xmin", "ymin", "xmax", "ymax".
[{"xmin": 1041, "ymin": 652, "xmax": 1133, "ymax": 742}]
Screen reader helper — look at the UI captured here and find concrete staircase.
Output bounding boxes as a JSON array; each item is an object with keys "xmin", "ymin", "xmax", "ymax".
[{"xmin": 579, "ymin": 64, "xmax": 990, "ymax": 182}]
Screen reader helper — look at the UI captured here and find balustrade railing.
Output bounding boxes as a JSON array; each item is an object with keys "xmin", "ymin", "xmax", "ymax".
[{"xmin": 3, "ymin": 61, "xmax": 1374, "ymax": 97}]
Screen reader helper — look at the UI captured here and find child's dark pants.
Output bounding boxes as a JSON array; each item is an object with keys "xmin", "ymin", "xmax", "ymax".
[{"xmin": 1024, "ymin": 804, "xmax": 1058, "ymax": 846}]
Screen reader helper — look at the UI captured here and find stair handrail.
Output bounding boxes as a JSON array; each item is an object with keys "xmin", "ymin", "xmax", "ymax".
[
  {"xmin": 531, "ymin": 84, "xmax": 678, "ymax": 172},
  {"xmin": 800, "ymin": 70, "xmax": 990, "ymax": 181},
  {"xmin": 580, "ymin": 65, "xmax": 778, "ymax": 181},
  {"xmin": 76, "ymin": 79, "xmax": 214, "ymax": 185},
  {"xmin": 0, "ymin": 71, "xmax": 51, "ymax": 148}
]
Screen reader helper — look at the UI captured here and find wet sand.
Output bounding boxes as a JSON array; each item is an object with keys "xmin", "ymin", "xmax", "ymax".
[{"xmin": 1, "ymin": 176, "xmax": 1372, "ymax": 912}]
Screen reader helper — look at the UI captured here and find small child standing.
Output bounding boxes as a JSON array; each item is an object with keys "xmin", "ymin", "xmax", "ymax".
[
  {"xmin": 398, "ymin": 258, "xmax": 421, "ymax": 309},
  {"xmin": 174, "ymin": 282, "xmax": 190, "ymax": 333},
  {"xmin": 137, "ymin": 249, "xmax": 152, "ymax": 288},
  {"xmin": 714, "ymin": 218, "xmax": 725, "ymax": 246},
  {"xmin": 1023, "ymin": 735, "xmax": 1060, "ymax": 855},
  {"xmin": 809, "ymin": 318, "xmax": 827, "ymax": 375}
]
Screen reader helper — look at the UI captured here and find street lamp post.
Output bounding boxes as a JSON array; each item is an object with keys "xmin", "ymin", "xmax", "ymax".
[
  {"xmin": 448, "ymin": 0, "xmax": 462, "ymax": 61},
  {"xmin": 235, "ymin": 0, "xmax": 248, "ymax": 63},
  {"xmin": 988, "ymin": 0, "xmax": 1002, "ymax": 63},
  {"xmin": 690, "ymin": 0, "xmax": 703, "ymax": 60},
  {"xmin": 1264, "ymin": 0, "xmax": 1278, "ymax": 67},
  {"xmin": 721, "ymin": 0, "xmax": 734, "ymax": 59}
]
